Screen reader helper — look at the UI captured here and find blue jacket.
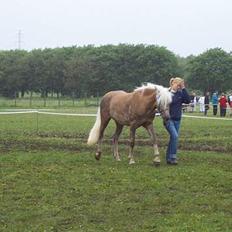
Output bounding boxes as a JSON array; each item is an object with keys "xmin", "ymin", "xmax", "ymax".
[
  {"xmin": 169, "ymin": 88, "xmax": 190, "ymax": 121},
  {"xmin": 212, "ymin": 93, "xmax": 218, "ymax": 105}
]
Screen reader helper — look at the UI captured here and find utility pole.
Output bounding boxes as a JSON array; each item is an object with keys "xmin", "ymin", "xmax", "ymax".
[{"xmin": 17, "ymin": 30, "xmax": 22, "ymax": 50}]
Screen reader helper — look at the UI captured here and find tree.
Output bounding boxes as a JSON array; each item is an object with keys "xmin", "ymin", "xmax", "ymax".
[
  {"xmin": 187, "ymin": 48, "xmax": 232, "ymax": 93},
  {"xmin": 0, "ymin": 44, "xmax": 182, "ymax": 98},
  {"xmin": 136, "ymin": 45, "xmax": 181, "ymax": 86},
  {"xmin": 0, "ymin": 50, "xmax": 28, "ymax": 97}
]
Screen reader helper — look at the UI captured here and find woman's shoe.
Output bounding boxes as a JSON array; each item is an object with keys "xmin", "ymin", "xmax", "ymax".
[{"xmin": 167, "ymin": 160, "xmax": 178, "ymax": 165}]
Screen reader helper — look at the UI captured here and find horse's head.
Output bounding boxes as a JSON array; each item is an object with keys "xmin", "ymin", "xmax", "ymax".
[{"xmin": 135, "ymin": 83, "xmax": 172, "ymax": 123}]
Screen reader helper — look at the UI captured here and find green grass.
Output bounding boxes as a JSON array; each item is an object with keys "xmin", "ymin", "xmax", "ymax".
[
  {"xmin": 0, "ymin": 147, "xmax": 232, "ymax": 231},
  {"xmin": 0, "ymin": 107, "xmax": 232, "ymax": 231},
  {"xmin": 0, "ymin": 111, "xmax": 231, "ymax": 152}
]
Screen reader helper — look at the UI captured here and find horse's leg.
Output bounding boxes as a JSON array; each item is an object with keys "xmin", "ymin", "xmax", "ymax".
[
  {"xmin": 112, "ymin": 122, "xmax": 123, "ymax": 161},
  {"xmin": 128, "ymin": 127, "xmax": 136, "ymax": 164},
  {"xmin": 145, "ymin": 123, "xmax": 160, "ymax": 165},
  {"xmin": 95, "ymin": 117, "xmax": 110, "ymax": 160}
]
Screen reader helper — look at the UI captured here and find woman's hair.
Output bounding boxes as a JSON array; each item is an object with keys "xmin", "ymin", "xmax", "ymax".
[{"xmin": 169, "ymin": 77, "xmax": 183, "ymax": 87}]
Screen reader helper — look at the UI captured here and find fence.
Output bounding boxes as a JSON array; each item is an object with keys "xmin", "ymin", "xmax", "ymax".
[
  {"xmin": 0, "ymin": 109, "xmax": 231, "ymax": 142},
  {"xmin": 0, "ymin": 96, "xmax": 100, "ymax": 108},
  {"xmin": 1, "ymin": 109, "xmax": 232, "ymax": 120}
]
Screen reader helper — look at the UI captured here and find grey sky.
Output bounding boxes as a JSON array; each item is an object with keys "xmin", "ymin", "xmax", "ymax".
[{"xmin": 1, "ymin": 0, "xmax": 231, "ymax": 57}]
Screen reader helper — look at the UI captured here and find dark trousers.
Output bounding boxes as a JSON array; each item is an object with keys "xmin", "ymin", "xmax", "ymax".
[
  {"xmin": 213, "ymin": 105, "xmax": 217, "ymax": 116},
  {"xmin": 220, "ymin": 107, "xmax": 226, "ymax": 117},
  {"xmin": 204, "ymin": 105, "xmax": 209, "ymax": 116}
]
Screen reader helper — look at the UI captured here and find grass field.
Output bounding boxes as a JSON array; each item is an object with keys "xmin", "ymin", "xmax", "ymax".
[{"xmin": 0, "ymin": 107, "xmax": 232, "ymax": 231}]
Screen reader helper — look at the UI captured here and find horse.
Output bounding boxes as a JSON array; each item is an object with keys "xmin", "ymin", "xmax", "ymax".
[{"xmin": 87, "ymin": 83, "xmax": 172, "ymax": 165}]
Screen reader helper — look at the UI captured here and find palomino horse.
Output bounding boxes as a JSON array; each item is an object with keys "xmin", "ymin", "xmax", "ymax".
[{"xmin": 87, "ymin": 83, "xmax": 172, "ymax": 165}]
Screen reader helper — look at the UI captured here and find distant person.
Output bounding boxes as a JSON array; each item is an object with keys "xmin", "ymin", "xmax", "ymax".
[
  {"xmin": 198, "ymin": 96, "xmax": 205, "ymax": 113},
  {"xmin": 189, "ymin": 92, "xmax": 197, "ymax": 112},
  {"xmin": 211, "ymin": 92, "xmax": 218, "ymax": 116},
  {"xmin": 204, "ymin": 92, "xmax": 210, "ymax": 116},
  {"xmin": 228, "ymin": 94, "xmax": 232, "ymax": 116},
  {"xmin": 219, "ymin": 93, "xmax": 227, "ymax": 117}
]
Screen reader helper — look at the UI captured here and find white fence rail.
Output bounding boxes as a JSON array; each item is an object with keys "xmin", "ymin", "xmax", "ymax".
[{"xmin": 0, "ymin": 110, "xmax": 232, "ymax": 120}]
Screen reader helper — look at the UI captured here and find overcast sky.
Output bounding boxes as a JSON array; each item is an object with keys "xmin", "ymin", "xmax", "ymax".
[{"xmin": 1, "ymin": 0, "xmax": 231, "ymax": 57}]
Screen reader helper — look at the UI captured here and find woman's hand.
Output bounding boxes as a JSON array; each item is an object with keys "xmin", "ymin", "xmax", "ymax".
[{"xmin": 180, "ymin": 80, "xmax": 185, "ymax": 89}]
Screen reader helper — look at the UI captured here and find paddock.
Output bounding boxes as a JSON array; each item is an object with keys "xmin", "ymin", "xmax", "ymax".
[{"xmin": 0, "ymin": 108, "xmax": 231, "ymax": 231}]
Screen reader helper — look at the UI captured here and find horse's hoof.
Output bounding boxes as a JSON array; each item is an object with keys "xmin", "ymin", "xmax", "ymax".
[
  {"xmin": 129, "ymin": 160, "xmax": 135, "ymax": 165},
  {"xmin": 153, "ymin": 161, "xmax": 160, "ymax": 167},
  {"xmin": 95, "ymin": 152, "xmax": 101, "ymax": 160},
  {"xmin": 115, "ymin": 155, "xmax": 121, "ymax": 161}
]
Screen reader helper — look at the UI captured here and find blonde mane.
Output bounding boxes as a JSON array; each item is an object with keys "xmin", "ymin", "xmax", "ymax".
[{"xmin": 135, "ymin": 83, "xmax": 172, "ymax": 108}]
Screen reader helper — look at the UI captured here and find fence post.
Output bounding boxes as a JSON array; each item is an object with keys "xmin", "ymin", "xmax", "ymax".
[
  {"xmin": 14, "ymin": 92, "xmax": 17, "ymax": 107},
  {"xmin": 36, "ymin": 110, "xmax": 39, "ymax": 133},
  {"xmin": 84, "ymin": 93, "xmax": 87, "ymax": 107},
  {"xmin": 44, "ymin": 97, "xmax": 46, "ymax": 107},
  {"xmin": 57, "ymin": 93, "xmax": 61, "ymax": 107},
  {"xmin": 72, "ymin": 92, "xmax": 75, "ymax": 107},
  {"xmin": 29, "ymin": 92, "xmax": 32, "ymax": 107},
  {"xmin": 97, "ymin": 92, "xmax": 99, "ymax": 106}
]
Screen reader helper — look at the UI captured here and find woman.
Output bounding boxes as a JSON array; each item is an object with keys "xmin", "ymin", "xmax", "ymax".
[
  {"xmin": 165, "ymin": 77, "xmax": 190, "ymax": 165},
  {"xmin": 198, "ymin": 96, "xmax": 205, "ymax": 113},
  {"xmin": 204, "ymin": 92, "xmax": 210, "ymax": 116},
  {"xmin": 219, "ymin": 93, "xmax": 227, "ymax": 117},
  {"xmin": 212, "ymin": 92, "xmax": 218, "ymax": 116},
  {"xmin": 228, "ymin": 94, "xmax": 232, "ymax": 116}
]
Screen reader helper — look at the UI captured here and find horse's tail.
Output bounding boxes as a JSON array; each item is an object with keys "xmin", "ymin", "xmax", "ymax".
[{"xmin": 87, "ymin": 107, "xmax": 101, "ymax": 145}]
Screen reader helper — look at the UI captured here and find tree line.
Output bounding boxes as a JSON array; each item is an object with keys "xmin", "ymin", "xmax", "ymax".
[{"xmin": 0, "ymin": 44, "xmax": 232, "ymax": 98}]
